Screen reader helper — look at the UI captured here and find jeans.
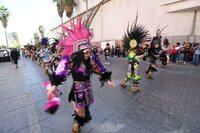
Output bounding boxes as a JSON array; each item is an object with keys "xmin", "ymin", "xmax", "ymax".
[
  {"xmin": 192, "ymin": 54, "xmax": 200, "ymax": 65},
  {"xmin": 178, "ymin": 53, "xmax": 184, "ymax": 62},
  {"xmin": 105, "ymin": 56, "xmax": 110, "ymax": 63},
  {"xmin": 184, "ymin": 53, "xmax": 189, "ymax": 62}
]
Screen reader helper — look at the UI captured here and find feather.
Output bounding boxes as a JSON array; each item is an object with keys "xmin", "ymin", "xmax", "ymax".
[
  {"xmin": 58, "ymin": 18, "xmax": 92, "ymax": 57},
  {"xmin": 123, "ymin": 15, "xmax": 149, "ymax": 51}
]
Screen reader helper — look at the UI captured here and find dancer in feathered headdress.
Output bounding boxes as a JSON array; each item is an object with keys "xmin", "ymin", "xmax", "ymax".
[
  {"xmin": 120, "ymin": 14, "xmax": 149, "ymax": 93},
  {"xmin": 47, "ymin": 18, "xmax": 115, "ymax": 133},
  {"xmin": 145, "ymin": 26, "xmax": 167, "ymax": 78}
]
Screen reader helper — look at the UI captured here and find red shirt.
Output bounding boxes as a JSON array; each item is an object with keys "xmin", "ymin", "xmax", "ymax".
[{"xmin": 171, "ymin": 46, "xmax": 180, "ymax": 54}]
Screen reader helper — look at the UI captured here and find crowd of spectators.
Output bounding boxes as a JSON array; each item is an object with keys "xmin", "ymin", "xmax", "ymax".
[
  {"xmin": 1, "ymin": 40, "xmax": 199, "ymax": 66},
  {"xmin": 170, "ymin": 42, "xmax": 200, "ymax": 65},
  {"xmin": 92, "ymin": 41, "xmax": 200, "ymax": 66}
]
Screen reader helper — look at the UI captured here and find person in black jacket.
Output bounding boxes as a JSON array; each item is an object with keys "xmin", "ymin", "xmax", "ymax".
[
  {"xmin": 145, "ymin": 40, "xmax": 161, "ymax": 79},
  {"xmin": 10, "ymin": 48, "xmax": 20, "ymax": 68}
]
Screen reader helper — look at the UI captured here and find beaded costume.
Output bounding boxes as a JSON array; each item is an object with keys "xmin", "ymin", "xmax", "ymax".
[
  {"xmin": 54, "ymin": 18, "xmax": 112, "ymax": 132},
  {"xmin": 120, "ymin": 16, "xmax": 149, "ymax": 92}
]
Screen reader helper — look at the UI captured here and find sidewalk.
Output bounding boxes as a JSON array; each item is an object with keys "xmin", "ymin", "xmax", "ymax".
[{"xmin": 0, "ymin": 57, "xmax": 200, "ymax": 133}]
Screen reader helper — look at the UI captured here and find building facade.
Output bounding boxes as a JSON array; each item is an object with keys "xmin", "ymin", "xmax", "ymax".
[{"xmin": 51, "ymin": 0, "xmax": 200, "ymax": 47}]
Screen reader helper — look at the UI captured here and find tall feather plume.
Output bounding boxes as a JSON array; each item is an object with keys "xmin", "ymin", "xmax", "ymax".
[
  {"xmin": 151, "ymin": 25, "xmax": 168, "ymax": 48},
  {"xmin": 123, "ymin": 13, "xmax": 149, "ymax": 51}
]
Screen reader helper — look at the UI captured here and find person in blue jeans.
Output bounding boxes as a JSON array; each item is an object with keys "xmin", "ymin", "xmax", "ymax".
[
  {"xmin": 192, "ymin": 43, "xmax": 200, "ymax": 65},
  {"xmin": 104, "ymin": 43, "xmax": 111, "ymax": 65}
]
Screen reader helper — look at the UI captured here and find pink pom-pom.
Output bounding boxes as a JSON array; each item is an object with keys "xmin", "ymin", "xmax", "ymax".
[
  {"xmin": 43, "ymin": 81, "xmax": 51, "ymax": 90},
  {"xmin": 45, "ymin": 97, "xmax": 61, "ymax": 114}
]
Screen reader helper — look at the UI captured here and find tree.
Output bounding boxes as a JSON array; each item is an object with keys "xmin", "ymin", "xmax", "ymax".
[
  {"xmin": 13, "ymin": 43, "xmax": 21, "ymax": 48},
  {"xmin": 11, "ymin": 32, "xmax": 22, "ymax": 48},
  {"xmin": 53, "ymin": 0, "xmax": 64, "ymax": 23},
  {"xmin": 53, "ymin": 0, "xmax": 76, "ymax": 18},
  {"xmin": 38, "ymin": 25, "xmax": 48, "ymax": 46},
  {"xmin": 64, "ymin": 0, "xmax": 76, "ymax": 18},
  {"xmin": 0, "ymin": 6, "xmax": 10, "ymax": 48},
  {"xmin": 38, "ymin": 25, "xmax": 45, "ymax": 38},
  {"xmin": 52, "ymin": 0, "xmax": 76, "ymax": 41},
  {"xmin": 12, "ymin": 32, "xmax": 19, "ymax": 43},
  {"xmin": 52, "ymin": 0, "xmax": 65, "ymax": 36},
  {"xmin": 0, "ymin": 44, "xmax": 6, "ymax": 49},
  {"xmin": 33, "ymin": 32, "xmax": 40, "ymax": 45}
]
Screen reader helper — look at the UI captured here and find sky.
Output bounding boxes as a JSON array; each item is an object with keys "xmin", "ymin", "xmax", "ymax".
[{"xmin": 0, "ymin": 0, "xmax": 62, "ymax": 45}]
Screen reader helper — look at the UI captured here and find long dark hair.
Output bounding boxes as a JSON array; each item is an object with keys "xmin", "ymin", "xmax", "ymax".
[{"xmin": 71, "ymin": 50, "xmax": 92, "ymax": 74}]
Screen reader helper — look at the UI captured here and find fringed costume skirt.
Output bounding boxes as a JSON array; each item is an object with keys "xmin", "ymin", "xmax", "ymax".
[{"xmin": 68, "ymin": 80, "xmax": 94, "ymax": 109}]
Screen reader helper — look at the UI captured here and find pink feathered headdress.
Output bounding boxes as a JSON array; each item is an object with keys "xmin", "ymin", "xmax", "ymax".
[{"xmin": 58, "ymin": 18, "xmax": 92, "ymax": 57}]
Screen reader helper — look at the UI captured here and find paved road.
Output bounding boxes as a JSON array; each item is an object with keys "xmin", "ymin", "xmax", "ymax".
[{"xmin": 0, "ymin": 57, "xmax": 200, "ymax": 133}]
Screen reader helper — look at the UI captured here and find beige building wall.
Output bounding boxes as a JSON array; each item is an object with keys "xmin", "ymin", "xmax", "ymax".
[
  {"xmin": 196, "ymin": 11, "xmax": 200, "ymax": 35},
  {"xmin": 51, "ymin": 0, "xmax": 200, "ymax": 45}
]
